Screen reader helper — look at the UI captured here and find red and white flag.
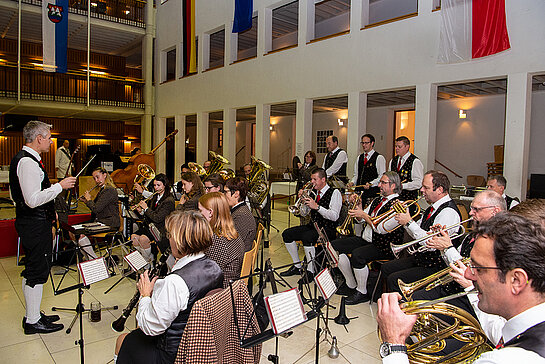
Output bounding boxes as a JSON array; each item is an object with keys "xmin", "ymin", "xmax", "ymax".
[{"xmin": 438, "ymin": 0, "xmax": 510, "ymax": 63}]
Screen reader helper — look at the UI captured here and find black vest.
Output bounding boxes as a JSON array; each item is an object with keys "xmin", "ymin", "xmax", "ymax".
[
  {"xmin": 157, "ymin": 256, "xmax": 223, "ymax": 356},
  {"xmin": 310, "ymin": 187, "xmax": 337, "ymax": 236},
  {"xmin": 356, "ymin": 152, "xmax": 380, "ymax": 199},
  {"xmin": 367, "ymin": 197, "xmax": 404, "ymax": 257},
  {"xmin": 9, "ymin": 149, "xmax": 56, "ymax": 222},
  {"xmin": 505, "ymin": 195, "xmax": 515, "ymax": 210},
  {"xmin": 392, "ymin": 154, "xmax": 419, "ymax": 200},
  {"xmin": 324, "ymin": 149, "xmax": 347, "ymax": 180},
  {"xmin": 503, "ymin": 320, "xmax": 545, "ymax": 358},
  {"xmin": 415, "ymin": 199, "xmax": 462, "ymax": 269}
]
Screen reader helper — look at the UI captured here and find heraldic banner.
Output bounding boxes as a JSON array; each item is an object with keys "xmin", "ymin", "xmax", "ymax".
[{"xmin": 42, "ymin": 0, "xmax": 68, "ymax": 73}]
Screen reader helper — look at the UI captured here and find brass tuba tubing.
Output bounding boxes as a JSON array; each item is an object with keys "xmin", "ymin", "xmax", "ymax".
[
  {"xmin": 288, "ymin": 182, "xmax": 314, "ymax": 217},
  {"xmin": 130, "ymin": 191, "xmax": 159, "ymax": 211},
  {"xmin": 336, "ymin": 192, "xmax": 362, "ymax": 236},
  {"xmin": 390, "ymin": 217, "xmax": 473, "ymax": 259}
]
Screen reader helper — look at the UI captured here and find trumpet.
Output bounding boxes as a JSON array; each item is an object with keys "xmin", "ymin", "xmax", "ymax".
[
  {"xmin": 370, "ymin": 195, "xmax": 424, "ymax": 233},
  {"xmin": 336, "ymin": 192, "xmax": 362, "ymax": 236},
  {"xmin": 390, "ymin": 217, "xmax": 473, "ymax": 258},
  {"xmin": 398, "ymin": 257, "xmax": 471, "ymax": 301},
  {"xmin": 288, "ymin": 182, "xmax": 315, "ymax": 217}
]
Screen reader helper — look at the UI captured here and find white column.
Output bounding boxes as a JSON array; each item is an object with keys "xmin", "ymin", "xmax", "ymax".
[
  {"xmin": 414, "ymin": 83, "xmax": 438, "ymax": 171},
  {"xmin": 226, "ymin": 24, "xmax": 237, "ymax": 64},
  {"xmin": 504, "ymin": 72, "xmax": 532, "ymax": 200},
  {"xmin": 141, "ymin": 0, "xmax": 154, "ymax": 152},
  {"xmin": 201, "ymin": 32, "xmax": 210, "ymax": 71},
  {"xmin": 299, "ymin": 0, "xmax": 314, "ymax": 44},
  {"xmin": 154, "ymin": 117, "xmax": 166, "ymax": 173},
  {"xmin": 347, "ymin": 91, "xmax": 367, "ymax": 178},
  {"xmin": 223, "ymin": 107, "xmax": 237, "ymax": 168},
  {"xmin": 350, "ymin": 0, "xmax": 363, "ymax": 32},
  {"xmin": 295, "ymin": 98, "xmax": 313, "ymax": 158},
  {"xmin": 259, "ymin": 6, "xmax": 272, "ymax": 55},
  {"xmin": 255, "ymin": 104, "xmax": 271, "ymax": 163},
  {"xmin": 360, "ymin": 0, "xmax": 369, "ymax": 27},
  {"xmin": 174, "ymin": 115, "xmax": 186, "ymax": 175},
  {"xmin": 196, "ymin": 112, "xmax": 209, "ymax": 164}
]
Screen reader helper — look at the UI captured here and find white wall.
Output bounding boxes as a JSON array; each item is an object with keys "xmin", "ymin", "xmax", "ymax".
[{"xmin": 529, "ymin": 90, "xmax": 545, "ymax": 176}]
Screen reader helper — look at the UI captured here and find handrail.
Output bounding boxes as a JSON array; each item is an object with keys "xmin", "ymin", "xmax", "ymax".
[{"xmin": 435, "ymin": 159, "xmax": 462, "ymax": 178}]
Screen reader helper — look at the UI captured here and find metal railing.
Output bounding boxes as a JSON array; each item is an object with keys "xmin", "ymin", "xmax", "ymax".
[
  {"xmin": 11, "ymin": 0, "xmax": 145, "ymax": 27},
  {"xmin": 0, "ymin": 63, "xmax": 144, "ymax": 108}
]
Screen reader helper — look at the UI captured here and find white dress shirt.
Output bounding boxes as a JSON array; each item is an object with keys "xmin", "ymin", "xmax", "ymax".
[
  {"xmin": 14, "ymin": 146, "xmax": 62, "ymax": 209},
  {"xmin": 383, "ymin": 302, "xmax": 545, "ymax": 364},
  {"xmin": 351, "ymin": 150, "xmax": 387, "ymax": 187},
  {"xmin": 136, "ymin": 253, "xmax": 204, "ymax": 336},
  {"xmin": 388, "ymin": 152, "xmax": 423, "ymax": 192},
  {"xmin": 442, "ymin": 234, "xmax": 471, "ymax": 265},
  {"xmin": 404, "ymin": 195, "xmax": 461, "ymax": 243},
  {"xmin": 359, "ymin": 193, "xmax": 400, "ymax": 242},
  {"xmin": 315, "ymin": 184, "xmax": 342, "ymax": 221},
  {"xmin": 322, "ymin": 146, "xmax": 348, "ymax": 178},
  {"xmin": 503, "ymin": 193, "xmax": 520, "ymax": 209}
]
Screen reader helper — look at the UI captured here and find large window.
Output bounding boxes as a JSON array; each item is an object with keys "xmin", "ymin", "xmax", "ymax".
[
  {"xmin": 209, "ymin": 29, "xmax": 225, "ymax": 69},
  {"xmin": 165, "ymin": 48, "xmax": 176, "ymax": 82},
  {"xmin": 366, "ymin": 0, "xmax": 418, "ymax": 27},
  {"xmin": 271, "ymin": 1, "xmax": 298, "ymax": 52},
  {"xmin": 314, "ymin": 0, "xmax": 350, "ymax": 40},
  {"xmin": 237, "ymin": 16, "xmax": 258, "ymax": 61}
]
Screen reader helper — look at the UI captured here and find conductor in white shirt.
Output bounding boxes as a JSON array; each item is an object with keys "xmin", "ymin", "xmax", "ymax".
[{"xmin": 376, "ymin": 213, "xmax": 545, "ymax": 363}]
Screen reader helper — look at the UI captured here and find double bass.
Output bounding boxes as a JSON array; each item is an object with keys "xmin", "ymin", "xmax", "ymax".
[{"xmin": 111, "ymin": 130, "xmax": 178, "ymax": 193}]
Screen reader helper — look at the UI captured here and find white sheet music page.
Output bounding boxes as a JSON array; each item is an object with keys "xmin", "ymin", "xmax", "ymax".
[
  {"xmin": 124, "ymin": 250, "xmax": 148, "ymax": 271},
  {"xmin": 78, "ymin": 257, "xmax": 109, "ymax": 286},
  {"xmin": 314, "ymin": 268, "xmax": 337, "ymax": 300},
  {"xmin": 324, "ymin": 240, "xmax": 339, "ymax": 267},
  {"xmin": 264, "ymin": 288, "xmax": 307, "ymax": 335}
]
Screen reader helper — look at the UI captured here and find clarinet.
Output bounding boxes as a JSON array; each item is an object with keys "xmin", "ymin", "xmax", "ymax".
[{"xmin": 111, "ymin": 248, "xmax": 171, "ymax": 332}]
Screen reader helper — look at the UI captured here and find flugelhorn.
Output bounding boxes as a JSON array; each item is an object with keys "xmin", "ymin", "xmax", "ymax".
[
  {"xmin": 370, "ymin": 195, "xmax": 424, "ymax": 233},
  {"xmin": 398, "ymin": 257, "xmax": 471, "ymax": 301},
  {"xmin": 390, "ymin": 218, "xmax": 473, "ymax": 258},
  {"xmin": 288, "ymin": 182, "xmax": 315, "ymax": 217},
  {"xmin": 336, "ymin": 192, "xmax": 362, "ymax": 236}
]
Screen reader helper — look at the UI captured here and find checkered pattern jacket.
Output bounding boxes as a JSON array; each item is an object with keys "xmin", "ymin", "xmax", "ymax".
[
  {"xmin": 175, "ymin": 280, "xmax": 262, "ymax": 363},
  {"xmin": 231, "ymin": 203, "xmax": 257, "ymax": 252},
  {"xmin": 206, "ymin": 234, "xmax": 245, "ymax": 288}
]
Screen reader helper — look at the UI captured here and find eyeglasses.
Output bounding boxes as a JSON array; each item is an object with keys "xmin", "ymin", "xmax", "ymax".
[
  {"xmin": 467, "ymin": 260, "xmax": 501, "ymax": 275},
  {"xmin": 470, "ymin": 205, "xmax": 495, "ymax": 213},
  {"xmin": 378, "ymin": 180, "xmax": 392, "ymax": 185},
  {"xmin": 360, "ymin": 141, "xmax": 372, "ymax": 145},
  {"xmin": 204, "ymin": 185, "xmax": 215, "ymax": 191}
]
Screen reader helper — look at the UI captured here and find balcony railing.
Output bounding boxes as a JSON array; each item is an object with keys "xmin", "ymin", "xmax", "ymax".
[
  {"xmin": 0, "ymin": 63, "xmax": 144, "ymax": 108},
  {"xmin": 11, "ymin": 0, "xmax": 145, "ymax": 27}
]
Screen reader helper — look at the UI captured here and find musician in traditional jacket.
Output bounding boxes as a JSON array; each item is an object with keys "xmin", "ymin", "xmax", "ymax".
[
  {"xmin": 115, "ymin": 210, "xmax": 223, "ymax": 364},
  {"xmin": 203, "ymin": 173, "xmax": 225, "ymax": 193},
  {"xmin": 383, "ymin": 170, "xmax": 461, "ymax": 291},
  {"xmin": 76, "ymin": 167, "xmax": 120, "ymax": 260},
  {"xmin": 331, "ymin": 171, "xmax": 404, "ymax": 305},
  {"xmin": 131, "ymin": 174, "xmax": 176, "ymax": 263},
  {"xmin": 224, "ymin": 177, "xmax": 257, "ymax": 253},
  {"xmin": 294, "ymin": 150, "xmax": 318, "ymax": 191},
  {"xmin": 10, "ymin": 121, "xmax": 76, "ymax": 335},
  {"xmin": 280, "ymin": 168, "xmax": 342, "ymax": 280},
  {"xmin": 321, "ymin": 135, "xmax": 348, "ymax": 182},
  {"xmin": 388, "ymin": 136, "xmax": 423, "ymax": 201},
  {"xmin": 378, "ymin": 213, "xmax": 545, "ymax": 363},
  {"xmin": 486, "ymin": 175, "xmax": 519, "ymax": 210},
  {"xmin": 348, "ymin": 134, "xmax": 386, "ymax": 207},
  {"xmin": 176, "ymin": 171, "xmax": 204, "ymax": 211}
]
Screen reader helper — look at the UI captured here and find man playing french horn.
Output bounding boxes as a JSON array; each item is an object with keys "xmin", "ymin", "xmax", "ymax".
[
  {"xmin": 331, "ymin": 171, "xmax": 404, "ymax": 305},
  {"xmin": 280, "ymin": 168, "xmax": 342, "ymax": 281}
]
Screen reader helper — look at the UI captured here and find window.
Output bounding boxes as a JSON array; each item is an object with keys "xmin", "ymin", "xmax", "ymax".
[
  {"xmin": 166, "ymin": 48, "xmax": 176, "ymax": 81},
  {"xmin": 271, "ymin": 1, "xmax": 298, "ymax": 52},
  {"xmin": 366, "ymin": 0, "xmax": 418, "ymax": 27},
  {"xmin": 209, "ymin": 29, "xmax": 225, "ymax": 69},
  {"xmin": 237, "ymin": 16, "xmax": 258, "ymax": 61},
  {"xmin": 314, "ymin": 0, "xmax": 350, "ymax": 40},
  {"xmin": 316, "ymin": 130, "xmax": 333, "ymax": 154}
]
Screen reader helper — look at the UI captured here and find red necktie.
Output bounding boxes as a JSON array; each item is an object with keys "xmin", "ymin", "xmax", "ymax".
[
  {"xmin": 39, "ymin": 160, "xmax": 45, "ymax": 170},
  {"xmin": 426, "ymin": 207, "xmax": 434, "ymax": 220},
  {"xmin": 372, "ymin": 197, "xmax": 387, "ymax": 215},
  {"xmin": 363, "ymin": 153, "xmax": 368, "ymax": 165},
  {"xmin": 495, "ymin": 337, "xmax": 504, "ymax": 349},
  {"xmin": 316, "ymin": 191, "xmax": 321, "ymax": 203},
  {"xmin": 397, "ymin": 158, "xmax": 402, "ymax": 172}
]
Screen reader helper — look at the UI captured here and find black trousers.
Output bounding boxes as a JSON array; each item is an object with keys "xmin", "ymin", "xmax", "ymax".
[
  {"xmin": 15, "ymin": 217, "xmax": 53, "ymax": 287},
  {"xmin": 282, "ymin": 224, "xmax": 336, "ymax": 247},
  {"xmin": 381, "ymin": 256, "xmax": 438, "ymax": 293},
  {"xmin": 117, "ymin": 329, "xmax": 169, "ymax": 364}
]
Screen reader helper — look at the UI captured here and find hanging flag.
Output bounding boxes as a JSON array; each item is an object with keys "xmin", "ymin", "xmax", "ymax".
[
  {"xmin": 42, "ymin": 0, "xmax": 68, "ymax": 73},
  {"xmin": 233, "ymin": 0, "xmax": 253, "ymax": 33},
  {"xmin": 438, "ymin": 0, "xmax": 510, "ymax": 64},
  {"xmin": 182, "ymin": 0, "xmax": 196, "ymax": 76}
]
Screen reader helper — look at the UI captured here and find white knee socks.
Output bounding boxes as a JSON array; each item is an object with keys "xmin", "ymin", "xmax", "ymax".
[
  {"xmin": 22, "ymin": 278, "xmax": 43, "ymax": 324},
  {"xmin": 78, "ymin": 236, "xmax": 98, "ymax": 259},
  {"xmin": 285, "ymin": 242, "xmax": 301, "ymax": 268},
  {"xmin": 354, "ymin": 266, "xmax": 370, "ymax": 294},
  {"xmin": 338, "ymin": 254, "xmax": 356, "ymax": 289}
]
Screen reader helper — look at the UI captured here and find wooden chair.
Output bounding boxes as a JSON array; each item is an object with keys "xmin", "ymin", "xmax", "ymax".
[
  {"xmin": 240, "ymin": 240, "xmax": 259, "ymax": 284},
  {"xmin": 456, "ymin": 203, "xmax": 470, "ymax": 231}
]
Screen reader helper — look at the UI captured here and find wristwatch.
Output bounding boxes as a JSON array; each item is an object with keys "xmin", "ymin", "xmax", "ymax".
[{"xmin": 379, "ymin": 342, "xmax": 407, "ymax": 358}]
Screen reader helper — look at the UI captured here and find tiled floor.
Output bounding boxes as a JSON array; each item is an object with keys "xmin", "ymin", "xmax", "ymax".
[{"xmin": 0, "ymin": 201, "xmax": 382, "ymax": 364}]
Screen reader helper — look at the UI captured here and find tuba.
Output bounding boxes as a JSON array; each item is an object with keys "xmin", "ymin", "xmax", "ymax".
[
  {"xmin": 188, "ymin": 162, "xmax": 206, "ymax": 176},
  {"xmin": 247, "ymin": 156, "xmax": 272, "ymax": 205},
  {"xmin": 207, "ymin": 151, "xmax": 235, "ymax": 180},
  {"xmin": 336, "ymin": 192, "xmax": 362, "ymax": 236},
  {"xmin": 134, "ymin": 164, "xmax": 155, "ymax": 188}
]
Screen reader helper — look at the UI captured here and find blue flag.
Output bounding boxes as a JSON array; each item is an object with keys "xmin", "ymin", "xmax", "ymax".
[
  {"xmin": 233, "ymin": 0, "xmax": 252, "ymax": 33},
  {"xmin": 42, "ymin": 0, "xmax": 68, "ymax": 73}
]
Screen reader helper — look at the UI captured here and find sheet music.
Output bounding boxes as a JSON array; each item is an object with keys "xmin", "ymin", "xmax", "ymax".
[
  {"xmin": 314, "ymin": 268, "xmax": 337, "ymax": 300},
  {"xmin": 264, "ymin": 288, "xmax": 307, "ymax": 335},
  {"xmin": 78, "ymin": 257, "xmax": 109, "ymax": 286},
  {"xmin": 124, "ymin": 251, "xmax": 148, "ymax": 272},
  {"xmin": 324, "ymin": 240, "xmax": 339, "ymax": 267}
]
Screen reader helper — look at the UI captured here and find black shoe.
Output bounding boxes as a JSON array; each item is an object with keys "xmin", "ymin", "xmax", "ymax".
[
  {"xmin": 280, "ymin": 265, "xmax": 301, "ymax": 277},
  {"xmin": 22, "ymin": 311, "xmax": 61, "ymax": 328},
  {"xmin": 336, "ymin": 283, "xmax": 357, "ymax": 296},
  {"xmin": 345, "ymin": 291, "xmax": 370, "ymax": 305},
  {"xmin": 24, "ymin": 317, "xmax": 64, "ymax": 335}
]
